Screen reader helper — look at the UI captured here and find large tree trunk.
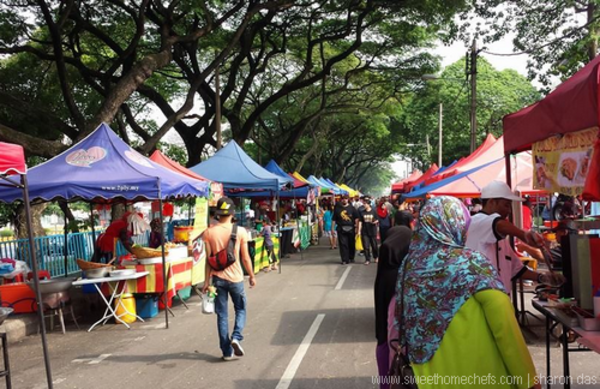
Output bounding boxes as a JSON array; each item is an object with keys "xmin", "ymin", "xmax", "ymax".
[{"xmin": 15, "ymin": 203, "xmax": 47, "ymax": 239}]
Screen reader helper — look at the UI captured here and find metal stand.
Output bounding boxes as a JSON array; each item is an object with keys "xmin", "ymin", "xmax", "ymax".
[{"xmin": 0, "ymin": 333, "xmax": 11, "ymax": 389}]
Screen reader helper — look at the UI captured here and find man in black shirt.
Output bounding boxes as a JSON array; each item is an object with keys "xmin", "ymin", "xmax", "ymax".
[
  {"xmin": 358, "ymin": 196, "xmax": 379, "ymax": 265},
  {"xmin": 332, "ymin": 194, "xmax": 359, "ymax": 265}
]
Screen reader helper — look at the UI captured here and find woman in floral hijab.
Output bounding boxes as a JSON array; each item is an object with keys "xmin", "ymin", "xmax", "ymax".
[{"xmin": 396, "ymin": 196, "xmax": 539, "ymax": 389}]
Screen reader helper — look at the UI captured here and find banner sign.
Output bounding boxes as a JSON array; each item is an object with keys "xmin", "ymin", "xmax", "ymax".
[
  {"xmin": 533, "ymin": 127, "xmax": 598, "ymax": 196},
  {"xmin": 209, "ymin": 182, "xmax": 223, "ymax": 207}
]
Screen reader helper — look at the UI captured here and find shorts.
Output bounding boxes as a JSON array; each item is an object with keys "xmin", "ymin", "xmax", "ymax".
[{"xmin": 324, "ymin": 230, "xmax": 337, "ymax": 238}]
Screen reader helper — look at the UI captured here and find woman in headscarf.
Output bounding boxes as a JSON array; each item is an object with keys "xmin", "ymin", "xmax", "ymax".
[
  {"xmin": 376, "ymin": 199, "xmax": 392, "ymax": 242},
  {"xmin": 396, "ymin": 196, "xmax": 539, "ymax": 389},
  {"xmin": 374, "ymin": 219, "xmax": 413, "ymax": 388}
]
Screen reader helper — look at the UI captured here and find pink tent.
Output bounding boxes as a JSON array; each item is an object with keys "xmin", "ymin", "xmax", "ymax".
[{"xmin": 503, "ymin": 55, "xmax": 600, "ymax": 153}]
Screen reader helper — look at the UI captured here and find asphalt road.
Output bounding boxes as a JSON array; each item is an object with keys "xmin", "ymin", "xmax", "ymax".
[
  {"xmin": 6, "ymin": 242, "xmax": 381, "ymax": 389},
  {"xmin": 5, "ymin": 240, "xmax": 600, "ymax": 389}
]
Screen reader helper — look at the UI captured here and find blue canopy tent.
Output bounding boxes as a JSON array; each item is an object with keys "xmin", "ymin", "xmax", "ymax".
[
  {"xmin": 190, "ymin": 142, "xmax": 292, "ymax": 191},
  {"xmin": 263, "ymin": 160, "xmax": 311, "ymax": 198},
  {"xmin": 0, "ymin": 123, "xmax": 209, "ymax": 203},
  {"xmin": 307, "ymin": 175, "xmax": 340, "ymax": 195},
  {"xmin": 0, "ymin": 123, "xmax": 209, "ymax": 330},
  {"xmin": 321, "ymin": 178, "xmax": 349, "ymax": 195},
  {"xmin": 402, "ymin": 158, "xmax": 501, "ymax": 199}
]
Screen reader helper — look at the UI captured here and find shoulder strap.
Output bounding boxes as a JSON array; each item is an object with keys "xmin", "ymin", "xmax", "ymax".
[{"xmin": 231, "ymin": 224, "xmax": 238, "ymax": 241}]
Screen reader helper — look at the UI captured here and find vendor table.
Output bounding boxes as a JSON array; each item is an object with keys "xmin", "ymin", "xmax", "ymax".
[
  {"xmin": 532, "ymin": 299, "xmax": 600, "ymax": 388},
  {"xmin": 120, "ymin": 257, "xmax": 197, "ymax": 310},
  {"xmin": 73, "ymin": 271, "xmax": 149, "ymax": 332}
]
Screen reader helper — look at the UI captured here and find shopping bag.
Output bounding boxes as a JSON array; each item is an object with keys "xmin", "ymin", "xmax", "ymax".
[
  {"xmin": 355, "ymin": 235, "xmax": 364, "ymax": 251},
  {"xmin": 201, "ymin": 293, "xmax": 215, "ymax": 314}
]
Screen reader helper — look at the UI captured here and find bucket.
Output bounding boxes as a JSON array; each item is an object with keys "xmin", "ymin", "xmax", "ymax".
[
  {"xmin": 114, "ymin": 293, "xmax": 137, "ymax": 324},
  {"xmin": 136, "ymin": 294, "xmax": 158, "ymax": 319},
  {"xmin": 174, "ymin": 226, "xmax": 193, "ymax": 243}
]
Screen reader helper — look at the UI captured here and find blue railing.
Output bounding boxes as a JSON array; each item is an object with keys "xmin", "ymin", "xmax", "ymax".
[{"xmin": 0, "ymin": 231, "xmax": 149, "ymax": 278}]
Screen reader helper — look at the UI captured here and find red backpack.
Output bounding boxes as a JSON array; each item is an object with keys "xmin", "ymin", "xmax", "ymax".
[{"xmin": 208, "ymin": 225, "xmax": 238, "ymax": 271}]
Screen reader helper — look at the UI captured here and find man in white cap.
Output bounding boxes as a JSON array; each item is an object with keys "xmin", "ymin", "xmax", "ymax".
[{"xmin": 465, "ymin": 181, "xmax": 564, "ymax": 293}]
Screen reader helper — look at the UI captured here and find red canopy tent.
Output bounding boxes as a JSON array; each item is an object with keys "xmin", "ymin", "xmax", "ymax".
[
  {"xmin": 404, "ymin": 164, "xmax": 439, "ymax": 192},
  {"xmin": 503, "ymin": 55, "xmax": 600, "ymax": 154},
  {"xmin": 391, "ymin": 170, "xmax": 422, "ymax": 193},
  {"xmin": 149, "ymin": 150, "xmax": 210, "ymax": 181},
  {"xmin": 426, "ymin": 133, "xmax": 497, "ymax": 185},
  {"xmin": 0, "ymin": 142, "xmax": 53, "ymax": 388}
]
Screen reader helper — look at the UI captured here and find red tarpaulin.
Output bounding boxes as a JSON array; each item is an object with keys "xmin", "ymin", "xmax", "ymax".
[
  {"xmin": 404, "ymin": 164, "xmax": 439, "ymax": 192},
  {"xmin": 503, "ymin": 55, "xmax": 600, "ymax": 154},
  {"xmin": 391, "ymin": 170, "xmax": 422, "ymax": 193},
  {"xmin": 428, "ymin": 133, "xmax": 498, "ymax": 184},
  {"xmin": 149, "ymin": 150, "xmax": 210, "ymax": 182},
  {"xmin": 0, "ymin": 141, "xmax": 26, "ymax": 175}
]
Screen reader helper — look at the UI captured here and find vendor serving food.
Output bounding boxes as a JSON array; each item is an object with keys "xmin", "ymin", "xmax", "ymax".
[
  {"xmin": 465, "ymin": 181, "xmax": 565, "ymax": 294},
  {"xmin": 91, "ymin": 212, "xmax": 135, "ymax": 263}
]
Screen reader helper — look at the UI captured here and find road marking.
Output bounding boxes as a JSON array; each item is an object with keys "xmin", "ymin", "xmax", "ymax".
[
  {"xmin": 72, "ymin": 354, "xmax": 111, "ymax": 365},
  {"xmin": 119, "ymin": 336, "xmax": 146, "ymax": 342},
  {"xmin": 33, "ymin": 377, "xmax": 66, "ymax": 389},
  {"xmin": 334, "ymin": 266, "xmax": 352, "ymax": 290},
  {"xmin": 275, "ymin": 314, "xmax": 325, "ymax": 389},
  {"xmin": 140, "ymin": 323, "xmax": 165, "ymax": 330}
]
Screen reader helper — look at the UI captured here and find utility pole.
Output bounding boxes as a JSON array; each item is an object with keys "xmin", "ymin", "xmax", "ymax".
[
  {"xmin": 426, "ymin": 134, "xmax": 432, "ymax": 161},
  {"xmin": 469, "ymin": 39, "xmax": 478, "ymax": 153},
  {"xmin": 438, "ymin": 103, "xmax": 443, "ymax": 167}
]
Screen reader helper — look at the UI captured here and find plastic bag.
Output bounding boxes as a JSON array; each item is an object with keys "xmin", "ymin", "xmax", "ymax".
[
  {"xmin": 201, "ymin": 293, "xmax": 215, "ymax": 314},
  {"xmin": 355, "ymin": 235, "xmax": 364, "ymax": 251}
]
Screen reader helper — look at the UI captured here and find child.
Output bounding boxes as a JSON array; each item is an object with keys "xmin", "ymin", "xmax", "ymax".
[{"xmin": 261, "ymin": 219, "xmax": 278, "ymax": 272}]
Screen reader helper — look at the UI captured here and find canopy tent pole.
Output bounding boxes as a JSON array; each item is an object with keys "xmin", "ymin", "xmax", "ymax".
[
  {"xmin": 276, "ymin": 190, "xmax": 281, "ymax": 274},
  {"xmin": 158, "ymin": 183, "xmax": 169, "ymax": 329},
  {"xmin": 505, "ymin": 154, "xmax": 519, "ymax": 313},
  {"xmin": 22, "ymin": 174, "xmax": 54, "ymax": 389},
  {"xmin": 63, "ymin": 205, "xmax": 68, "ymax": 277},
  {"xmin": 90, "ymin": 202, "xmax": 96, "ymax": 243}
]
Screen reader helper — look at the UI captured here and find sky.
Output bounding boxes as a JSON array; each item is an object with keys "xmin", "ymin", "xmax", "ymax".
[{"xmin": 390, "ymin": 34, "xmax": 532, "ymax": 182}]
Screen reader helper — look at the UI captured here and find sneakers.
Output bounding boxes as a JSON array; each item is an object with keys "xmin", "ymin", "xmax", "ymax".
[
  {"xmin": 222, "ymin": 355, "xmax": 235, "ymax": 361},
  {"xmin": 231, "ymin": 339, "xmax": 245, "ymax": 357}
]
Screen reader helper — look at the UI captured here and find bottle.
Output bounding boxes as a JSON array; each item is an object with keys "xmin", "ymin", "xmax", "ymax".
[{"xmin": 594, "ymin": 289, "xmax": 600, "ymax": 319}]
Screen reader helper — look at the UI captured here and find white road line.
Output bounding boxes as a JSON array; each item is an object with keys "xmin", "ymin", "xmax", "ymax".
[
  {"xmin": 72, "ymin": 354, "xmax": 111, "ymax": 365},
  {"xmin": 334, "ymin": 266, "xmax": 352, "ymax": 290},
  {"xmin": 275, "ymin": 314, "xmax": 325, "ymax": 389}
]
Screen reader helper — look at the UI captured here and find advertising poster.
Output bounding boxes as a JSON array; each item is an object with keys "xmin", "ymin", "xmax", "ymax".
[
  {"xmin": 209, "ymin": 182, "xmax": 224, "ymax": 207},
  {"xmin": 532, "ymin": 127, "xmax": 598, "ymax": 196}
]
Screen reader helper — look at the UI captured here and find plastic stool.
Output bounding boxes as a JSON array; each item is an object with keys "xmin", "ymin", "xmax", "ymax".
[{"xmin": 0, "ymin": 332, "xmax": 11, "ymax": 389}]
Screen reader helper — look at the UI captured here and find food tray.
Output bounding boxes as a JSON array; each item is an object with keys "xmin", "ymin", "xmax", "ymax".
[
  {"xmin": 110, "ymin": 269, "xmax": 136, "ymax": 277},
  {"xmin": 132, "ymin": 246, "xmax": 169, "ymax": 259},
  {"xmin": 76, "ymin": 258, "xmax": 111, "ymax": 270},
  {"xmin": 138, "ymin": 256, "xmax": 175, "ymax": 265}
]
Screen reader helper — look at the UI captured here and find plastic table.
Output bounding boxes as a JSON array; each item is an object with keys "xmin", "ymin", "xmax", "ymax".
[{"xmin": 73, "ymin": 272, "xmax": 149, "ymax": 332}]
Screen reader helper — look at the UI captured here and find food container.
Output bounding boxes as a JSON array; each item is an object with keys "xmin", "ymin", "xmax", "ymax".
[
  {"xmin": 84, "ymin": 267, "xmax": 112, "ymax": 279},
  {"xmin": 167, "ymin": 246, "xmax": 188, "ymax": 260},
  {"xmin": 109, "ymin": 269, "xmax": 136, "ymax": 277},
  {"xmin": 174, "ymin": 226, "xmax": 193, "ymax": 243},
  {"xmin": 131, "ymin": 246, "xmax": 169, "ymax": 259}
]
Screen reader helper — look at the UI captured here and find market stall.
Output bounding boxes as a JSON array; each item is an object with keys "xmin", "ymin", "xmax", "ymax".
[
  {"xmin": 190, "ymin": 142, "xmax": 291, "ymax": 271},
  {"xmin": 0, "ymin": 123, "xmax": 209, "ymax": 330},
  {"xmin": 503, "ymin": 56, "xmax": 600, "ymax": 387},
  {"xmin": 0, "ymin": 141, "xmax": 53, "ymax": 387}
]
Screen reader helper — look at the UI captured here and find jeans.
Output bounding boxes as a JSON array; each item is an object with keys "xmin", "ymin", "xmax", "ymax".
[{"xmin": 213, "ymin": 276, "xmax": 247, "ymax": 357}]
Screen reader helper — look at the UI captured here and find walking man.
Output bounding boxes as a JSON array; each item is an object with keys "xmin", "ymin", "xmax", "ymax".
[
  {"xmin": 202, "ymin": 197, "xmax": 256, "ymax": 361},
  {"xmin": 357, "ymin": 196, "xmax": 379, "ymax": 265},
  {"xmin": 332, "ymin": 194, "xmax": 359, "ymax": 265}
]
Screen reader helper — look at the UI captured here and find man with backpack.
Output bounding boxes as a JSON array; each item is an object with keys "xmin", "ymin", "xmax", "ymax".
[{"xmin": 202, "ymin": 197, "xmax": 256, "ymax": 361}]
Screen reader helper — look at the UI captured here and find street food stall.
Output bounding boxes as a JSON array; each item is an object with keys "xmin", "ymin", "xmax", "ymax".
[
  {"xmin": 0, "ymin": 123, "xmax": 209, "ymax": 333},
  {"xmin": 504, "ymin": 56, "xmax": 600, "ymax": 388}
]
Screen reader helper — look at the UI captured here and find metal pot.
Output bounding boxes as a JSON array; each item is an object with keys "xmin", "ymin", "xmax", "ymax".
[
  {"xmin": 84, "ymin": 267, "xmax": 111, "ymax": 279},
  {"xmin": 0, "ymin": 307, "xmax": 13, "ymax": 326},
  {"xmin": 27, "ymin": 278, "xmax": 75, "ymax": 295}
]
